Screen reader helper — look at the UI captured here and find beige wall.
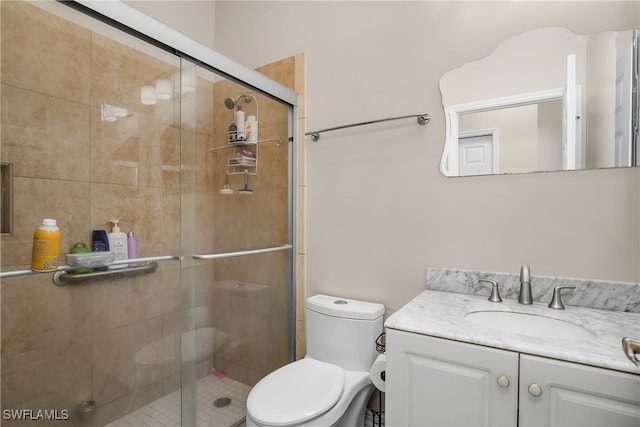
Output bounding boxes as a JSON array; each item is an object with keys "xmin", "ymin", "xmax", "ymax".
[
  {"xmin": 214, "ymin": 1, "xmax": 640, "ymax": 315},
  {"xmin": 126, "ymin": 1, "xmax": 216, "ymax": 50}
]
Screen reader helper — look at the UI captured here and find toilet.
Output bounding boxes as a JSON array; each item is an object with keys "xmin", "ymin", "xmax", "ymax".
[{"xmin": 246, "ymin": 294, "xmax": 385, "ymax": 427}]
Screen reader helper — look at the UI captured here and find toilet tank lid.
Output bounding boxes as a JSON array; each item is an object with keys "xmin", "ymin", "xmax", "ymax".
[{"xmin": 306, "ymin": 294, "xmax": 385, "ymax": 320}]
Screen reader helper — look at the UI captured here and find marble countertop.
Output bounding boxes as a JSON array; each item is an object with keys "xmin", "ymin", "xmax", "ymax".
[{"xmin": 385, "ymin": 290, "xmax": 640, "ymax": 375}]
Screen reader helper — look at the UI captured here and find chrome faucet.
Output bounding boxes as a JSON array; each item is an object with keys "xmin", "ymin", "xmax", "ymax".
[
  {"xmin": 478, "ymin": 279, "xmax": 502, "ymax": 302},
  {"xmin": 519, "ymin": 265, "xmax": 533, "ymax": 304},
  {"xmin": 548, "ymin": 286, "xmax": 576, "ymax": 310}
]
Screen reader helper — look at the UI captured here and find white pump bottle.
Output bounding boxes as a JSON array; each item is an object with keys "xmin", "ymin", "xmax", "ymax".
[{"xmin": 107, "ymin": 219, "xmax": 128, "ymax": 269}]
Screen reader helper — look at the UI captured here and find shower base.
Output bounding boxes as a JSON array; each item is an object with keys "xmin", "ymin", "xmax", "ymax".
[{"xmin": 106, "ymin": 373, "xmax": 250, "ymax": 427}]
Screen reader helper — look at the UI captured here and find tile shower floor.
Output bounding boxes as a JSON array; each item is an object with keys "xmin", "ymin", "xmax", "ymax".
[{"xmin": 106, "ymin": 374, "xmax": 250, "ymax": 427}]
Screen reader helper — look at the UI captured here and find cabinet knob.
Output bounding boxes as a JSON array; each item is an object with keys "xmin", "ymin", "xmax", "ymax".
[
  {"xmin": 496, "ymin": 375, "xmax": 510, "ymax": 388},
  {"xmin": 528, "ymin": 383, "xmax": 543, "ymax": 397}
]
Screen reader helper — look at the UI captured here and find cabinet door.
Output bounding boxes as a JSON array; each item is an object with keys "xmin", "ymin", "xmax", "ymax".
[
  {"xmin": 520, "ymin": 354, "xmax": 640, "ymax": 427},
  {"xmin": 386, "ymin": 329, "xmax": 518, "ymax": 427}
]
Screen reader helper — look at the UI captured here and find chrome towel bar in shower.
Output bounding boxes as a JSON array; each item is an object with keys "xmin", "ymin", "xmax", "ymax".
[{"xmin": 305, "ymin": 112, "xmax": 430, "ymax": 141}]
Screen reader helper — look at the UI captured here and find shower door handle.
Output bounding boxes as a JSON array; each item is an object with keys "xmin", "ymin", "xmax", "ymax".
[{"xmin": 192, "ymin": 244, "xmax": 292, "ymax": 260}]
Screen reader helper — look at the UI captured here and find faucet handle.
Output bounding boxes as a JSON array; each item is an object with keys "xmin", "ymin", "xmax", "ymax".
[
  {"xmin": 548, "ymin": 286, "xmax": 576, "ymax": 310},
  {"xmin": 478, "ymin": 279, "xmax": 502, "ymax": 303}
]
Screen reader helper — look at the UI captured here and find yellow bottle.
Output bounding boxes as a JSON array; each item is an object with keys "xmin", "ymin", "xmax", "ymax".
[{"xmin": 31, "ymin": 219, "xmax": 61, "ymax": 271}]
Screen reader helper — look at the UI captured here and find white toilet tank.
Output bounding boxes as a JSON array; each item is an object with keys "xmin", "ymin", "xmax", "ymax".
[{"xmin": 305, "ymin": 294, "xmax": 385, "ymax": 371}]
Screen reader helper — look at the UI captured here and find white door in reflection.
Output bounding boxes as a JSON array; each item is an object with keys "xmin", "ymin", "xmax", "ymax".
[
  {"xmin": 562, "ymin": 53, "xmax": 581, "ymax": 170},
  {"xmin": 459, "ymin": 132, "xmax": 496, "ymax": 176},
  {"xmin": 615, "ymin": 41, "xmax": 634, "ymax": 167}
]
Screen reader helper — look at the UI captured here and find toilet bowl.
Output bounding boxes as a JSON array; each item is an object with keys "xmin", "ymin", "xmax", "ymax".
[{"xmin": 246, "ymin": 294, "xmax": 385, "ymax": 427}]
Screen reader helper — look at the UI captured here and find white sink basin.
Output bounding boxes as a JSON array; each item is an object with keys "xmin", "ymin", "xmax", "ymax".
[{"xmin": 465, "ymin": 311, "xmax": 596, "ymax": 340}]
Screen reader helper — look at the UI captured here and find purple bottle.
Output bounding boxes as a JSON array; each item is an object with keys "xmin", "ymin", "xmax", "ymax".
[{"xmin": 127, "ymin": 231, "xmax": 138, "ymax": 267}]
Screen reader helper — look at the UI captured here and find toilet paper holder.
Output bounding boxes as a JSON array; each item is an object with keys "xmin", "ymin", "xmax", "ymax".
[
  {"xmin": 375, "ymin": 332, "xmax": 386, "ymax": 354},
  {"xmin": 371, "ymin": 333, "xmax": 387, "ymax": 426}
]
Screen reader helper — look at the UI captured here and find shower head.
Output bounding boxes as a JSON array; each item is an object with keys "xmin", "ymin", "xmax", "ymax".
[
  {"xmin": 224, "ymin": 97, "xmax": 236, "ymax": 110},
  {"xmin": 224, "ymin": 94, "xmax": 255, "ymax": 110}
]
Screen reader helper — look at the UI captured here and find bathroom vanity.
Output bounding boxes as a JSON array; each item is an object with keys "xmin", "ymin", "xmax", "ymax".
[{"xmin": 384, "ymin": 271, "xmax": 640, "ymax": 427}]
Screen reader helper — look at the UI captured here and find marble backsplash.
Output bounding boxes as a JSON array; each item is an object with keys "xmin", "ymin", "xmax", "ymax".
[{"xmin": 426, "ymin": 267, "xmax": 640, "ymax": 313}]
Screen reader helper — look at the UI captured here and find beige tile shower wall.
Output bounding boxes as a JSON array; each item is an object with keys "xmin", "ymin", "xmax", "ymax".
[{"xmin": 1, "ymin": 1, "xmax": 216, "ymax": 424}]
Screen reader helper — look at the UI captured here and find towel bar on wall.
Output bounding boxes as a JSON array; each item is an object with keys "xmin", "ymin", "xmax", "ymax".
[{"xmin": 305, "ymin": 112, "xmax": 430, "ymax": 141}]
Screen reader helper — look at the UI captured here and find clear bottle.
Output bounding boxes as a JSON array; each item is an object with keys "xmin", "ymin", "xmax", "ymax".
[
  {"xmin": 107, "ymin": 219, "xmax": 128, "ymax": 269},
  {"xmin": 235, "ymin": 105, "xmax": 245, "ymax": 141},
  {"xmin": 31, "ymin": 218, "xmax": 61, "ymax": 271},
  {"xmin": 245, "ymin": 115, "xmax": 258, "ymax": 144}
]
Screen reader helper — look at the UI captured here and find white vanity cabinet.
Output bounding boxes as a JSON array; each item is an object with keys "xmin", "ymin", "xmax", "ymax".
[
  {"xmin": 385, "ymin": 329, "xmax": 519, "ymax": 426},
  {"xmin": 519, "ymin": 354, "xmax": 640, "ymax": 427},
  {"xmin": 386, "ymin": 328, "xmax": 640, "ymax": 427}
]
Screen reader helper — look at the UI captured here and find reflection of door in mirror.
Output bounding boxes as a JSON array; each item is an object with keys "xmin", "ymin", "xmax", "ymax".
[
  {"xmin": 615, "ymin": 39, "xmax": 635, "ymax": 167},
  {"xmin": 440, "ymin": 27, "xmax": 639, "ymax": 177},
  {"xmin": 454, "ymin": 99, "xmax": 562, "ymax": 176},
  {"xmin": 562, "ymin": 53, "xmax": 581, "ymax": 170},
  {"xmin": 458, "ymin": 131, "xmax": 497, "ymax": 176}
]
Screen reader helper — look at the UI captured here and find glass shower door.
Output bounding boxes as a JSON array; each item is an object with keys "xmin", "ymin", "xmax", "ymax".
[{"xmin": 178, "ymin": 65, "xmax": 295, "ymax": 426}]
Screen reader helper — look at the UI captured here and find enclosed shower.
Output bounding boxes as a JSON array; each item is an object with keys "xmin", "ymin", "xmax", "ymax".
[{"xmin": 0, "ymin": 1, "xmax": 298, "ymax": 426}]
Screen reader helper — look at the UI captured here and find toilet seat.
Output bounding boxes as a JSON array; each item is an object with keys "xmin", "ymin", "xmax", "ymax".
[{"xmin": 247, "ymin": 357, "xmax": 345, "ymax": 426}]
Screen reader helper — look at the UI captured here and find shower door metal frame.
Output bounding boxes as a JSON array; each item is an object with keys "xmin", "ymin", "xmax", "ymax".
[{"xmin": 61, "ymin": 0, "xmax": 298, "ymax": 106}]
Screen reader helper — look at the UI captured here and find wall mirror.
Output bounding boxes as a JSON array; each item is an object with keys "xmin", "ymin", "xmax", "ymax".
[{"xmin": 439, "ymin": 27, "xmax": 639, "ymax": 177}]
